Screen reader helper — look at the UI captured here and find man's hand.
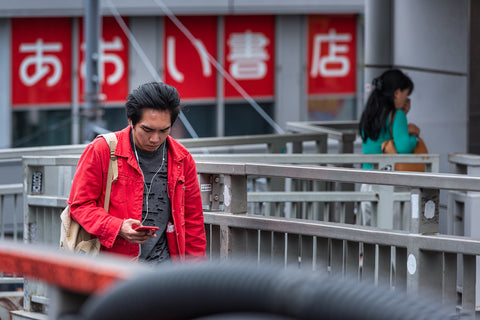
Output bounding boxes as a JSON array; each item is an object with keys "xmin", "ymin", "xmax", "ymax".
[{"xmin": 119, "ymin": 218, "xmax": 156, "ymax": 244}]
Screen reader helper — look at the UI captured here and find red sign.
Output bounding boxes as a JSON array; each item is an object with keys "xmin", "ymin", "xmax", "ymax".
[
  {"xmin": 164, "ymin": 16, "xmax": 217, "ymax": 100},
  {"xmin": 307, "ymin": 15, "xmax": 357, "ymax": 95},
  {"xmin": 223, "ymin": 15, "xmax": 275, "ymax": 99},
  {"xmin": 11, "ymin": 18, "xmax": 72, "ymax": 106},
  {"xmin": 79, "ymin": 16, "xmax": 129, "ymax": 104}
]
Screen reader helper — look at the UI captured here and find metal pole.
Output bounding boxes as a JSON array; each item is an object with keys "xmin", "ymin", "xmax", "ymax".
[
  {"xmin": 0, "ymin": 20, "xmax": 11, "ymax": 148},
  {"xmin": 83, "ymin": 0, "xmax": 102, "ymax": 142},
  {"xmin": 216, "ymin": 16, "xmax": 225, "ymax": 137},
  {"xmin": 71, "ymin": 18, "xmax": 80, "ymax": 145}
]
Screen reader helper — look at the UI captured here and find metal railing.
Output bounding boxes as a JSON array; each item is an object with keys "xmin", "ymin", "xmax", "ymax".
[
  {"xmin": 18, "ymin": 154, "xmax": 480, "ymax": 317},
  {"xmin": 0, "ymin": 236, "xmax": 469, "ymax": 319},
  {"xmin": 286, "ymin": 120, "xmax": 360, "ymax": 153},
  {"xmin": 193, "ymin": 153, "xmax": 439, "ymax": 171},
  {"xmin": 0, "ymin": 184, "xmax": 22, "ymax": 240},
  {"xmin": 0, "ymin": 131, "xmax": 340, "ymax": 240},
  {"xmin": 196, "ymin": 161, "xmax": 480, "ymax": 317},
  {"xmin": 1, "ymin": 127, "xmax": 429, "ymax": 242},
  {"xmin": 0, "ymin": 123, "xmax": 461, "ymax": 317},
  {"xmin": 0, "ymin": 184, "xmax": 24, "ymax": 288},
  {"xmin": 447, "ymin": 153, "xmax": 480, "ymax": 238},
  {"xmin": 204, "ymin": 212, "xmax": 480, "ymax": 315},
  {"xmin": 194, "ymin": 153, "xmax": 440, "ymax": 228},
  {"xmin": 0, "ymin": 129, "xmax": 371, "ymax": 302}
]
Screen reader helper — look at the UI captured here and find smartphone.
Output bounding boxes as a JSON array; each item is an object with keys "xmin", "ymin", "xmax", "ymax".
[{"xmin": 132, "ymin": 225, "xmax": 159, "ymax": 235}]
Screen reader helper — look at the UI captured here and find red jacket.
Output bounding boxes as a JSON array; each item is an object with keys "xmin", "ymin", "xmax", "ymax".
[{"xmin": 68, "ymin": 126, "xmax": 206, "ymax": 261}]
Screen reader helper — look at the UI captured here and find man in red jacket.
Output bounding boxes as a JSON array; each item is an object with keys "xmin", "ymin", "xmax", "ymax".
[{"xmin": 68, "ymin": 82, "xmax": 206, "ymax": 264}]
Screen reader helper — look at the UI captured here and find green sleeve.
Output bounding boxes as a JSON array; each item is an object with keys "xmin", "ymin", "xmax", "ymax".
[{"xmin": 391, "ymin": 110, "xmax": 418, "ymax": 153}]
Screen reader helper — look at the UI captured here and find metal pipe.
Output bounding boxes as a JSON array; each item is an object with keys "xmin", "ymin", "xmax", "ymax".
[{"xmin": 83, "ymin": 0, "xmax": 102, "ymax": 142}]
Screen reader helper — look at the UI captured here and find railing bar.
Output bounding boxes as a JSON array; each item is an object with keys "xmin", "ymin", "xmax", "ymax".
[
  {"xmin": 181, "ymin": 133, "xmax": 330, "ymax": 147},
  {"xmin": 23, "ymin": 153, "xmax": 441, "ymax": 168},
  {"xmin": 26, "ymin": 195, "xmax": 68, "ymax": 208},
  {"xmin": 209, "ymin": 224, "xmax": 213, "ymax": 261},
  {"xmin": 462, "ymin": 254, "xmax": 476, "ymax": 311},
  {"xmin": 275, "ymin": 202, "xmax": 282, "ymax": 217},
  {"xmin": 390, "ymin": 246, "xmax": 396, "ymax": 289},
  {"xmin": 327, "ymin": 238, "xmax": 332, "ymax": 274},
  {"xmin": 377, "ymin": 245, "xmax": 391, "ymax": 289},
  {"xmin": 392, "ymin": 192, "xmax": 411, "ymax": 201},
  {"xmin": 50, "ymin": 207, "xmax": 55, "ymax": 244},
  {"xmin": 31, "ymin": 295, "xmax": 49, "ymax": 305},
  {"xmin": 203, "ymin": 213, "xmax": 480, "ymax": 255},
  {"xmin": 26, "ymin": 156, "xmax": 469, "ymax": 193},
  {"xmin": 0, "ymin": 184, "xmax": 24, "ymax": 196},
  {"xmin": 0, "ymin": 277, "xmax": 24, "ymax": 284},
  {"xmin": 193, "ymin": 153, "xmax": 440, "ymax": 164},
  {"xmin": 257, "ymin": 230, "xmax": 261, "ymax": 266},
  {"xmin": 355, "ymin": 201, "xmax": 362, "ymax": 226},
  {"xmin": 323, "ymin": 203, "xmax": 330, "ymax": 222},
  {"xmin": 298, "ymin": 234, "xmax": 303, "ymax": 269},
  {"xmin": 0, "ymin": 195, "xmax": 4, "ymax": 241},
  {"xmin": 443, "ymin": 252, "xmax": 458, "ymax": 306},
  {"xmin": 395, "ymin": 246, "xmax": 407, "ymax": 293},
  {"xmin": 241, "ymin": 163, "xmax": 480, "ymax": 192},
  {"xmin": 13, "ymin": 193, "xmax": 18, "ymax": 242}
]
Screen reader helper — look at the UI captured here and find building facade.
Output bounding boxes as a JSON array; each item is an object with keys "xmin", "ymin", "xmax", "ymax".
[
  {"xmin": 0, "ymin": 0, "xmax": 364, "ymax": 147},
  {"xmin": 1, "ymin": 0, "xmax": 478, "ymax": 176}
]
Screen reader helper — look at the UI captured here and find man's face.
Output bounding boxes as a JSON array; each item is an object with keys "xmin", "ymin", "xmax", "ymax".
[{"xmin": 130, "ymin": 108, "xmax": 171, "ymax": 152}]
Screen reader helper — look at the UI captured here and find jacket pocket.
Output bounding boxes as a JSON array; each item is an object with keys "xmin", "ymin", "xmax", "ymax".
[
  {"xmin": 109, "ymin": 174, "xmax": 131, "ymax": 205},
  {"xmin": 166, "ymin": 221, "xmax": 180, "ymax": 262}
]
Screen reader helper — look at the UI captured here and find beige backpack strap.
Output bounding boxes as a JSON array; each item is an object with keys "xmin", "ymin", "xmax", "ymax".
[
  {"xmin": 100, "ymin": 133, "xmax": 118, "ymax": 212},
  {"xmin": 388, "ymin": 110, "xmax": 396, "ymax": 138}
]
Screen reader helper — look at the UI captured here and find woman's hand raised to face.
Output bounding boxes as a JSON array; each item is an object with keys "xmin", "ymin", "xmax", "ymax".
[
  {"xmin": 402, "ymin": 98, "xmax": 411, "ymax": 114},
  {"xmin": 408, "ymin": 123, "xmax": 420, "ymax": 137}
]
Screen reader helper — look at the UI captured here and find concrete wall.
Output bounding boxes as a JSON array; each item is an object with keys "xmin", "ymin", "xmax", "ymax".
[{"xmin": 275, "ymin": 15, "xmax": 307, "ymax": 126}]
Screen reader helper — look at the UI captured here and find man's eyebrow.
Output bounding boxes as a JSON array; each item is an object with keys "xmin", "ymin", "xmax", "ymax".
[
  {"xmin": 160, "ymin": 126, "xmax": 171, "ymax": 132},
  {"xmin": 141, "ymin": 124, "xmax": 171, "ymax": 132}
]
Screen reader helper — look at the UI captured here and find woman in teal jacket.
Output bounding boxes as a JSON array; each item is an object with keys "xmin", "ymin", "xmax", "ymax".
[
  {"xmin": 358, "ymin": 69, "xmax": 419, "ymax": 225},
  {"xmin": 359, "ymin": 69, "xmax": 419, "ymax": 170}
]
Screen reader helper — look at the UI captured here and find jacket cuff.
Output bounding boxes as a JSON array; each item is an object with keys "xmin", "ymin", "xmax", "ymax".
[{"xmin": 100, "ymin": 218, "xmax": 124, "ymax": 248}]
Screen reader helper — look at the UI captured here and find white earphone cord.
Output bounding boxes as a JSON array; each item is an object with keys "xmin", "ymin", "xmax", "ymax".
[{"xmin": 131, "ymin": 126, "xmax": 166, "ymax": 225}]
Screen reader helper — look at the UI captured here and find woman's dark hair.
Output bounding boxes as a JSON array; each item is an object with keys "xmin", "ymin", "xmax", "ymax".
[
  {"xmin": 126, "ymin": 82, "xmax": 181, "ymax": 126},
  {"xmin": 359, "ymin": 69, "xmax": 414, "ymax": 142}
]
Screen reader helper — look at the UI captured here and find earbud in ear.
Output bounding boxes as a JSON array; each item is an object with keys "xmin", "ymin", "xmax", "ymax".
[{"xmin": 130, "ymin": 121, "xmax": 133, "ymax": 129}]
